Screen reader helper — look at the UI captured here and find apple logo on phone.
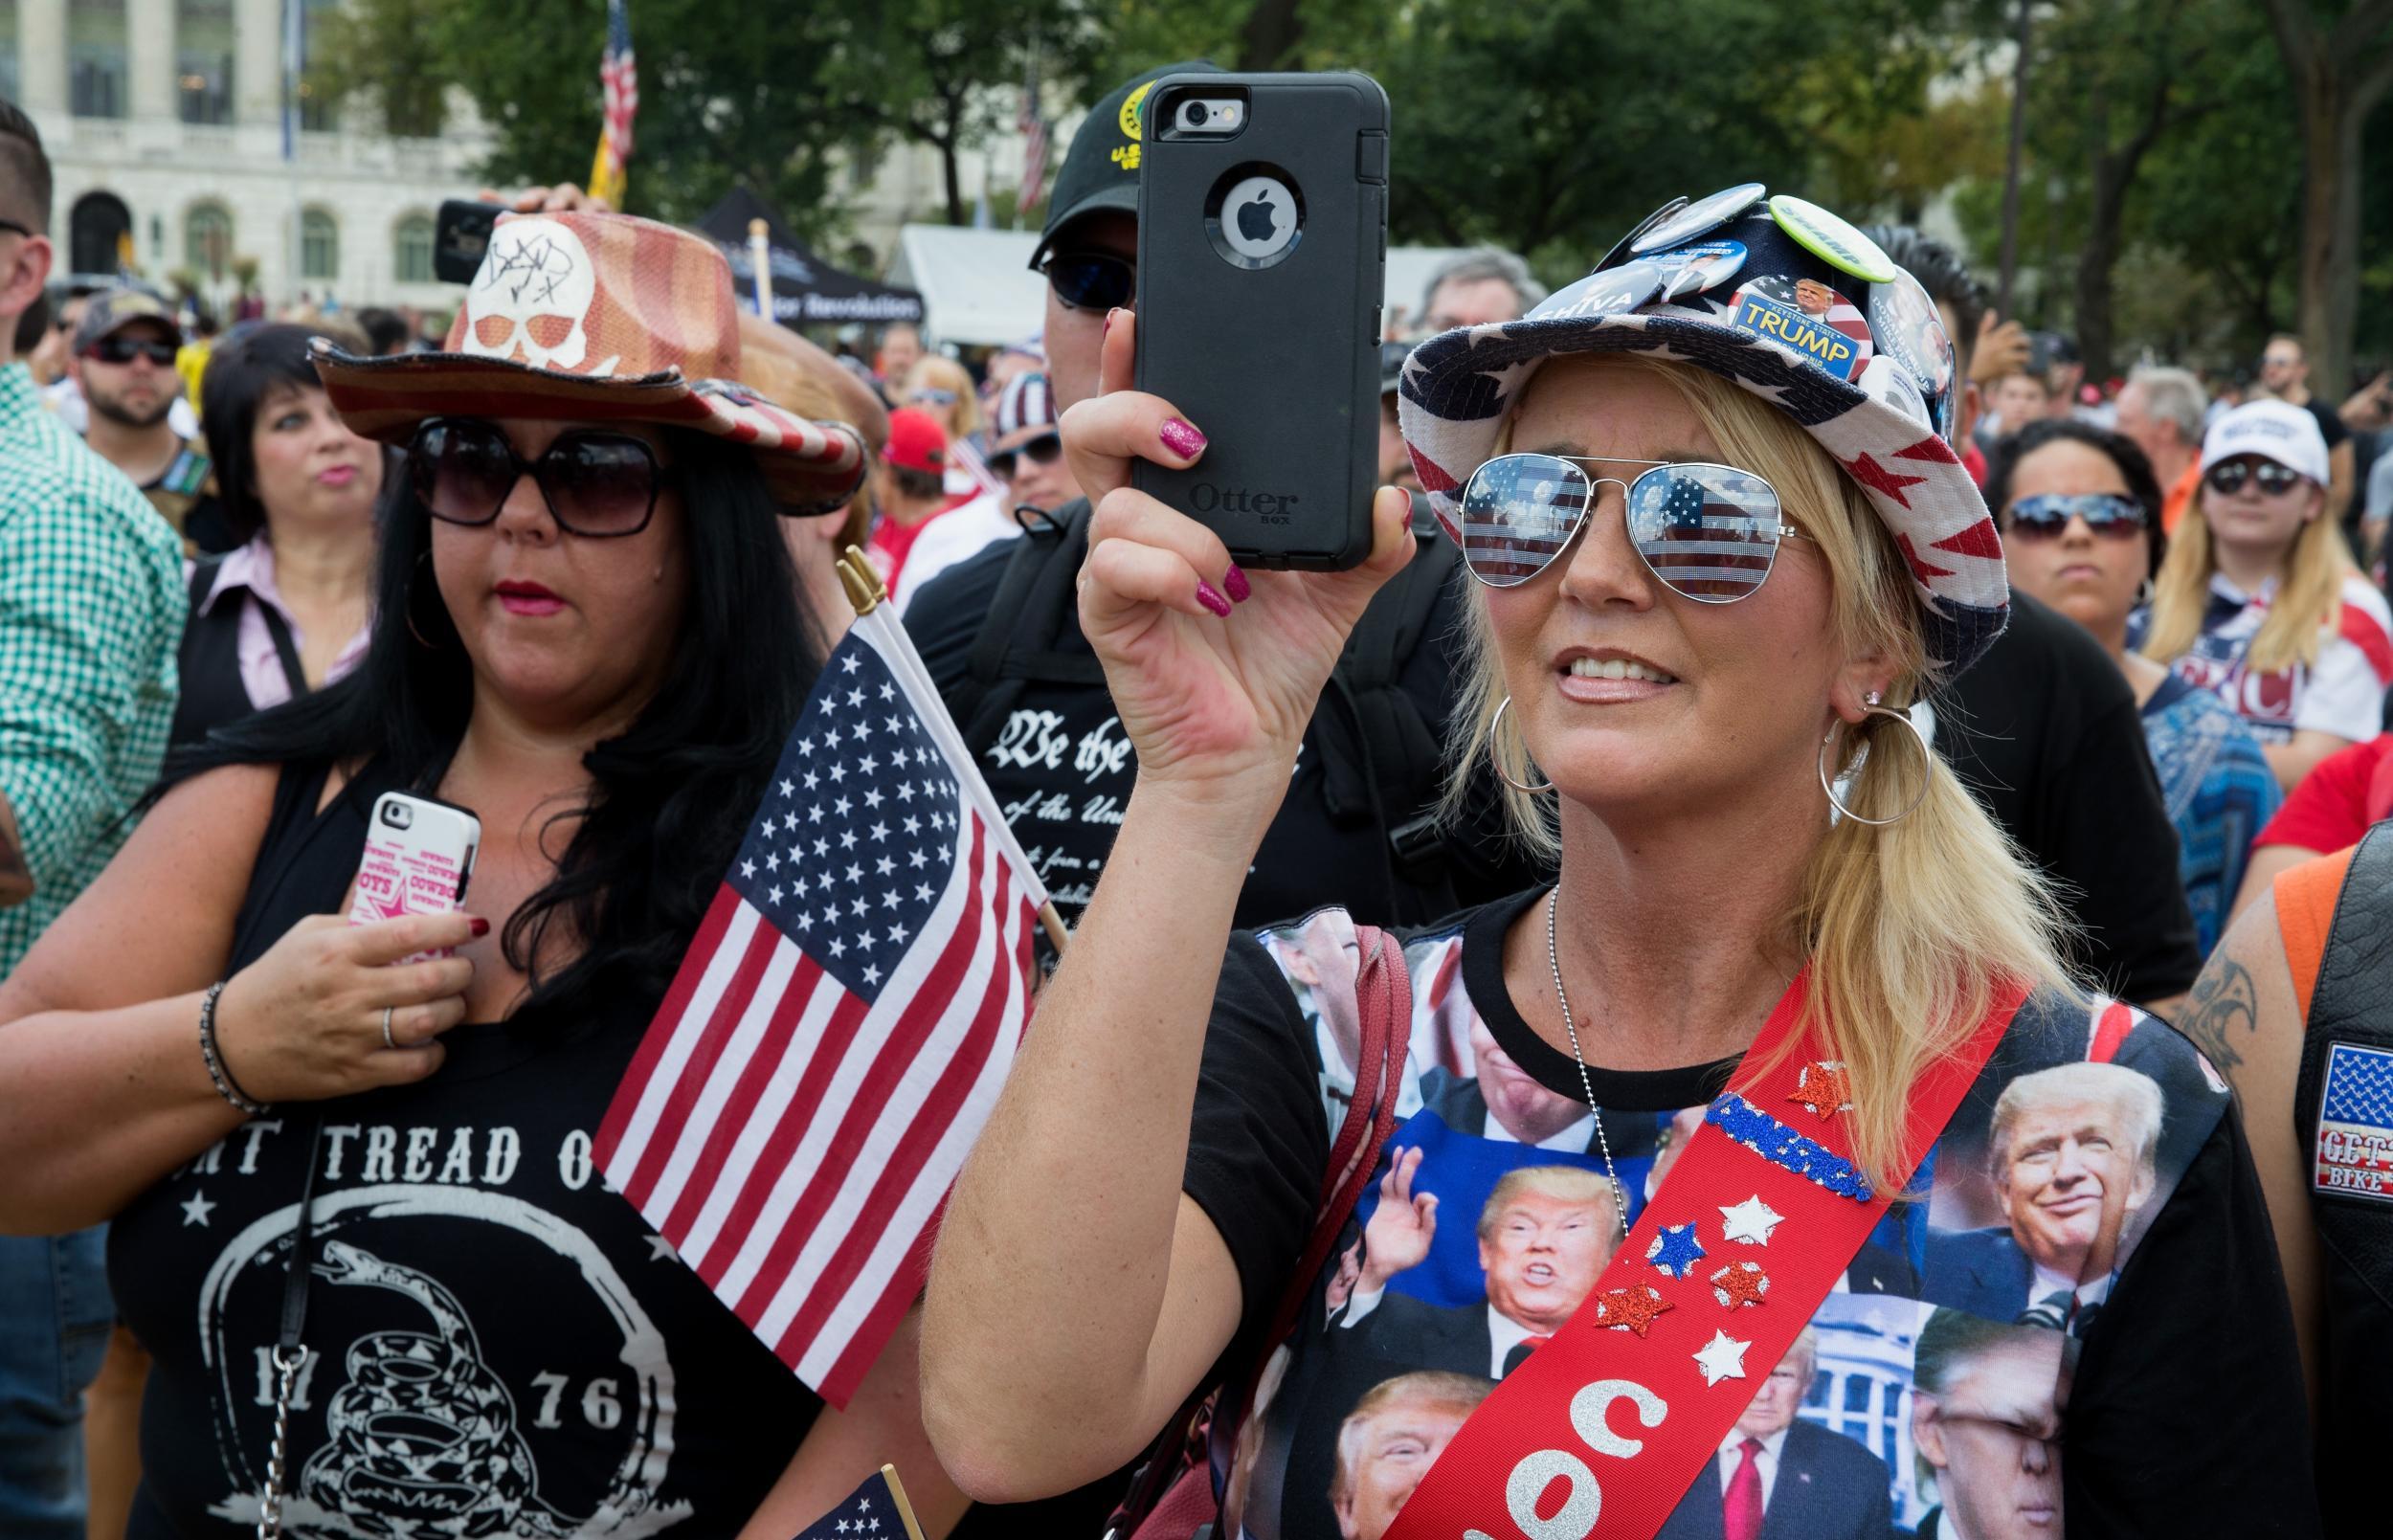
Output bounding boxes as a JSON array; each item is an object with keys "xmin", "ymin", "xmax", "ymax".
[{"xmin": 1219, "ymin": 173, "xmax": 1300, "ymax": 264}]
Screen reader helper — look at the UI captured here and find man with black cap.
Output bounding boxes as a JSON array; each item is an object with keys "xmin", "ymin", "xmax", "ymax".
[
  {"xmin": 67, "ymin": 287, "xmax": 225, "ymax": 551},
  {"xmin": 907, "ymin": 64, "xmax": 1536, "ymax": 949}
]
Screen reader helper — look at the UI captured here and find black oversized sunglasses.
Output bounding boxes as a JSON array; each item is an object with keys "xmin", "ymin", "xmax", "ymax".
[
  {"xmin": 1040, "ymin": 250, "xmax": 1135, "ymax": 313},
  {"xmin": 83, "ymin": 336, "xmax": 179, "ymax": 368},
  {"xmin": 987, "ymin": 432, "xmax": 1062, "ymax": 480},
  {"xmin": 2203, "ymin": 457, "xmax": 2306, "ymax": 498},
  {"xmin": 407, "ymin": 418, "xmax": 676, "ymax": 538}
]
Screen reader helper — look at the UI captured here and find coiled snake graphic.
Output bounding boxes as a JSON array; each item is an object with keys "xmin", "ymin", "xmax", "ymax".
[{"xmin": 298, "ymin": 1239, "xmax": 573, "ymax": 1537}]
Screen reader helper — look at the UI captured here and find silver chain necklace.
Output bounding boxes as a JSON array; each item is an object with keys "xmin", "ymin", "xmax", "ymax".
[{"xmin": 1546, "ymin": 887, "xmax": 1630, "ymax": 1239}]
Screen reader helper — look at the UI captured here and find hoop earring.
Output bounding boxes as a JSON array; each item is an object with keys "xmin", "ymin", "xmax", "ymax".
[
  {"xmin": 1818, "ymin": 690, "xmax": 1932, "ymax": 826},
  {"xmin": 1490, "ymin": 696, "xmax": 1555, "ymax": 795},
  {"xmin": 2136, "ymin": 577, "xmax": 2155, "ymax": 607}
]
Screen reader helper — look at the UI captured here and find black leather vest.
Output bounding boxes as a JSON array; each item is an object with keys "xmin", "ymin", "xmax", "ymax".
[{"xmin": 2296, "ymin": 818, "xmax": 2393, "ymax": 1531}]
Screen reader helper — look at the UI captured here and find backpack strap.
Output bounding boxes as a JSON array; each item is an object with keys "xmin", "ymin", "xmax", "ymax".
[{"xmin": 956, "ymin": 503, "xmax": 1104, "ymax": 757}]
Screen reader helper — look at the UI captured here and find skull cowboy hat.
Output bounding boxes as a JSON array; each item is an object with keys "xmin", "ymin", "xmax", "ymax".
[{"xmin": 311, "ymin": 210, "xmax": 866, "ymax": 514}]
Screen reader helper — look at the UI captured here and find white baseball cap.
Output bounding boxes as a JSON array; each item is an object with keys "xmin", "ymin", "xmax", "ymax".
[{"xmin": 2200, "ymin": 398, "xmax": 2330, "ymax": 486}]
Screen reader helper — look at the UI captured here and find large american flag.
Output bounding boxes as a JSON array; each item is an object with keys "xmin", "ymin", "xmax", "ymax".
[
  {"xmin": 595, "ymin": 603, "xmax": 1046, "ymax": 1405},
  {"xmin": 589, "ymin": 0, "xmax": 638, "ymax": 209}
]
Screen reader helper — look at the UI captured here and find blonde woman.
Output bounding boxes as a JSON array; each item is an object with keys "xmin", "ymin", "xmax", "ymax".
[
  {"xmin": 2138, "ymin": 398, "xmax": 2393, "ymax": 792},
  {"xmin": 903, "ymin": 352, "xmax": 998, "ymax": 499},
  {"xmin": 921, "ymin": 195, "xmax": 2316, "ymax": 1537}
]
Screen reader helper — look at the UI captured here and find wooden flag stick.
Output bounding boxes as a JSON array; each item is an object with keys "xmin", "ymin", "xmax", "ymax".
[
  {"xmin": 879, "ymin": 1464, "xmax": 929, "ymax": 1540},
  {"xmin": 834, "ymin": 549, "xmax": 1071, "ymax": 957}
]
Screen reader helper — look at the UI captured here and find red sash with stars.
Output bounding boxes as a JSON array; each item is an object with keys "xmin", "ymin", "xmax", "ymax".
[{"xmin": 1382, "ymin": 969, "xmax": 2024, "ymax": 1540}]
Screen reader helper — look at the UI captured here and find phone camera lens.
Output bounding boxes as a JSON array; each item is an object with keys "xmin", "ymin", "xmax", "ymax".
[{"xmin": 1183, "ymin": 100, "xmax": 1210, "ymax": 128}]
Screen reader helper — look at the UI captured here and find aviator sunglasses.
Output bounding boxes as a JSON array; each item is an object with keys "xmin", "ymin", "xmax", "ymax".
[
  {"xmin": 407, "ymin": 418, "xmax": 677, "ymax": 538},
  {"xmin": 1457, "ymin": 453, "xmax": 1805, "ymax": 601},
  {"xmin": 986, "ymin": 432, "xmax": 1062, "ymax": 480},
  {"xmin": 2203, "ymin": 457, "xmax": 2306, "ymax": 498},
  {"xmin": 2003, "ymin": 493, "xmax": 2147, "ymax": 542},
  {"xmin": 1040, "ymin": 249, "xmax": 1135, "ymax": 313}
]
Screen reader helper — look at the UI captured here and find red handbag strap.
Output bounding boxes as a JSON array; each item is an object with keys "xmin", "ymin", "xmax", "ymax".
[{"xmin": 1112, "ymin": 926, "xmax": 1415, "ymax": 1537}]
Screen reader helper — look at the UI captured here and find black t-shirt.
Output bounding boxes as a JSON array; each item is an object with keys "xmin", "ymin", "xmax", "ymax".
[
  {"xmin": 2298, "ymin": 395, "xmax": 2350, "ymax": 455},
  {"xmin": 1935, "ymin": 589, "xmax": 2203, "ymax": 1002},
  {"xmin": 109, "ymin": 760, "xmax": 818, "ymax": 1537},
  {"xmin": 1182, "ymin": 892, "xmax": 2319, "ymax": 1539},
  {"xmin": 906, "ymin": 503, "xmax": 1544, "ymax": 935}
]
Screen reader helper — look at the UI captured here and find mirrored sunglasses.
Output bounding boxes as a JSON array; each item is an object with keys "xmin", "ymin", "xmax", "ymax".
[
  {"xmin": 1457, "ymin": 453, "xmax": 1803, "ymax": 601},
  {"xmin": 407, "ymin": 418, "xmax": 675, "ymax": 538},
  {"xmin": 908, "ymin": 388, "xmax": 958, "ymax": 407},
  {"xmin": 2004, "ymin": 493, "xmax": 2146, "ymax": 541},
  {"xmin": 1041, "ymin": 250, "xmax": 1135, "ymax": 313},
  {"xmin": 2204, "ymin": 457, "xmax": 2306, "ymax": 497},
  {"xmin": 987, "ymin": 432, "xmax": 1062, "ymax": 481}
]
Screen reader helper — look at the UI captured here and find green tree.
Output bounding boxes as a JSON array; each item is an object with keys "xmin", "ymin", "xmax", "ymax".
[
  {"xmin": 315, "ymin": 0, "xmax": 455, "ymax": 138},
  {"xmin": 2259, "ymin": 0, "xmax": 2393, "ymax": 391},
  {"xmin": 837, "ymin": 0, "xmax": 1105, "ymax": 228}
]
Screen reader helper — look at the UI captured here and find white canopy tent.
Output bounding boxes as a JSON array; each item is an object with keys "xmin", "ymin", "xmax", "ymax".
[{"xmin": 890, "ymin": 224, "xmax": 1482, "ymax": 349}]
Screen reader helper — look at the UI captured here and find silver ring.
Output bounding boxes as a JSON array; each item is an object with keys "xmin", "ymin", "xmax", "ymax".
[{"xmin": 381, "ymin": 1006, "xmax": 396, "ymax": 1050}]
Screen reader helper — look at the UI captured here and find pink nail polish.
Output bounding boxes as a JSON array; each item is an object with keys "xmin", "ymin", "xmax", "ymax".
[
  {"xmin": 1196, "ymin": 580, "xmax": 1233, "ymax": 617},
  {"xmin": 1222, "ymin": 564, "xmax": 1251, "ymax": 603},
  {"xmin": 1159, "ymin": 418, "xmax": 1207, "ymax": 460}
]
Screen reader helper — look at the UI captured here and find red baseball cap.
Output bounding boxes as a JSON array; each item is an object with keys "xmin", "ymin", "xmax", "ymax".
[{"xmin": 882, "ymin": 407, "xmax": 948, "ymax": 475}]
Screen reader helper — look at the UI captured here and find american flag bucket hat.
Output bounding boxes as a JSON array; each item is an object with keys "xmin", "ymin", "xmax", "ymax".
[
  {"xmin": 1398, "ymin": 188, "xmax": 2009, "ymax": 676},
  {"xmin": 312, "ymin": 211, "xmax": 866, "ymax": 515}
]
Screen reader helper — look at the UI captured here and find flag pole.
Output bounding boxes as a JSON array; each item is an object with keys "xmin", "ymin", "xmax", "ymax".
[
  {"xmin": 837, "ymin": 549, "xmax": 1070, "ymax": 956},
  {"xmin": 748, "ymin": 217, "xmax": 774, "ymax": 322}
]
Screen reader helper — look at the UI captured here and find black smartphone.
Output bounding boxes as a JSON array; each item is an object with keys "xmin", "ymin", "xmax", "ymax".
[
  {"xmin": 435, "ymin": 199, "xmax": 504, "ymax": 284},
  {"xmin": 1133, "ymin": 72, "xmax": 1391, "ymax": 570}
]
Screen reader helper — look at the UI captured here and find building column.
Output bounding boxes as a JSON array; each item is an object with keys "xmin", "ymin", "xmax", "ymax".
[
  {"xmin": 129, "ymin": 0, "xmax": 177, "ymax": 123},
  {"xmin": 17, "ymin": 0, "xmax": 70, "ymax": 117},
  {"xmin": 235, "ymin": 0, "xmax": 281, "ymax": 128}
]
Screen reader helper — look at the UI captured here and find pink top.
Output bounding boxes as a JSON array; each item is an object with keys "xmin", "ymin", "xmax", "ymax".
[{"xmin": 190, "ymin": 535, "xmax": 372, "ymax": 710}]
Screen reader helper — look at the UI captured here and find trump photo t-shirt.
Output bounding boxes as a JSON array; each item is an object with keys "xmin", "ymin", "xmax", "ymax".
[{"xmin": 1182, "ymin": 891, "xmax": 2317, "ymax": 1540}]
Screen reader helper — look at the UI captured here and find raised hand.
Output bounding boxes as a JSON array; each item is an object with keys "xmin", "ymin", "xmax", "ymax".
[
  {"xmin": 1064, "ymin": 309, "xmax": 1416, "ymax": 834},
  {"xmin": 1355, "ymin": 1146, "xmax": 1440, "ymax": 1293}
]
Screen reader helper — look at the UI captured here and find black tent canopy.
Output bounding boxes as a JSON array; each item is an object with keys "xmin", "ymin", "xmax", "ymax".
[{"xmin": 695, "ymin": 187, "xmax": 925, "ymax": 328}]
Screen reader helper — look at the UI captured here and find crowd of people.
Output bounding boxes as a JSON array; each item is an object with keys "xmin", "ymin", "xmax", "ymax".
[{"xmin": 0, "ymin": 49, "xmax": 2388, "ymax": 1540}]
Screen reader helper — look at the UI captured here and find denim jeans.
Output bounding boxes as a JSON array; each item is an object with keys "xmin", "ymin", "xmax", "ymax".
[{"xmin": 0, "ymin": 1228, "xmax": 112, "ymax": 1540}]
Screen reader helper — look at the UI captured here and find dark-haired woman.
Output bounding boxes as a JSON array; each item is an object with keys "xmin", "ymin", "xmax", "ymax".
[
  {"xmin": 1987, "ymin": 419, "xmax": 2280, "ymax": 951},
  {"xmin": 173, "ymin": 322, "xmax": 383, "ymax": 748},
  {"xmin": 0, "ymin": 212, "xmax": 966, "ymax": 1537}
]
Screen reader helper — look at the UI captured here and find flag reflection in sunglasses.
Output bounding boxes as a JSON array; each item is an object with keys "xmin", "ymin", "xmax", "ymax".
[{"xmin": 1638, "ymin": 471, "xmax": 1779, "ymax": 598}]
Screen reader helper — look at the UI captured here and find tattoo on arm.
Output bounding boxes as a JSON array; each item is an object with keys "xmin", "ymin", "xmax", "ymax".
[{"xmin": 2179, "ymin": 954, "xmax": 2259, "ymax": 1073}]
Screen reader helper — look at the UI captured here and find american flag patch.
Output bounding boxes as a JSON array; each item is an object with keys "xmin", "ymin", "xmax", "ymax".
[{"xmin": 2315, "ymin": 1040, "xmax": 2393, "ymax": 1203}]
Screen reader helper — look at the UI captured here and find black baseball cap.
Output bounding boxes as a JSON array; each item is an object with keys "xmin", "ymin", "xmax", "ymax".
[{"xmin": 1027, "ymin": 59, "xmax": 1221, "ymax": 273}]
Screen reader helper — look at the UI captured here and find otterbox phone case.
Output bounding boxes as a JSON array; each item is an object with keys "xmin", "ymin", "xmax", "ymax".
[
  {"xmin": 347, "ymin": 792, "xmax": 481, "ymax": 960},
  {"xmin": 1133, "ymin": 72, "xmax": 1391, "ymax": 570}
]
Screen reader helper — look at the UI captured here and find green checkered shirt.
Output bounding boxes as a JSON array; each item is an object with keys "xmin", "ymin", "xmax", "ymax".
[{"xmin": 0, "ymin": 362, "xmax": 186, "ymax": 973}]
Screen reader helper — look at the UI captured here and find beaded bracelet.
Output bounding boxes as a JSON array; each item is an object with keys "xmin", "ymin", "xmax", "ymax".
[{"xmin": 198, "ymin": 981, "xmax": 270, "ymax": 1117}]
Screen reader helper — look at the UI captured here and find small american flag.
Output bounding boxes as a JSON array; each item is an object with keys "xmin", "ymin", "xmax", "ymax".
[
  {"xmin": 596, "ymin": 601, "xmax": 1047, "ymax": 1405},
  {"xmin": 1017, "ymin": 55, "xmax": 1049, "ymax": 216},
  {"xmin": 589, "ymin": 0, "xmax": 638, "ymax": 209},
  {"xmin": 793, "ymin": 1465, "xmax": 928, "ymax": 1540}
]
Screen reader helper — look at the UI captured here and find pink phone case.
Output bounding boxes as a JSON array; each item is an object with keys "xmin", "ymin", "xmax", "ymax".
[{"xmin": 347, "ymin": 793, "xmax": 481, "ymax": 961}]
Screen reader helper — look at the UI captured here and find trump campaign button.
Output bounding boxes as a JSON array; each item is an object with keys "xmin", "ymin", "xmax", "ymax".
[{"xmin": 2315, "ymin": 1041, "xmax": 2393, "ymax": 1204}]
